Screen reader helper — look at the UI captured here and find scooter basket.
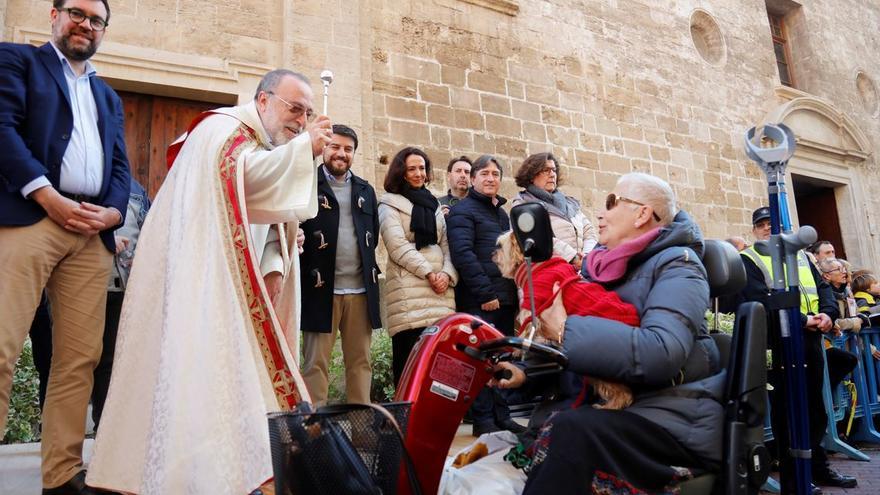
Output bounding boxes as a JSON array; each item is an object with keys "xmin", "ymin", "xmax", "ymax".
[{"xmin": 268, "ymin": 402, "xmax": 413, "ymax": 495}]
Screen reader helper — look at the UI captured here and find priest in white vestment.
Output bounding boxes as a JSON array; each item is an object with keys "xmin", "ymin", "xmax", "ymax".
[{"xmin": 87, "ymin": 70, "xmax": 332, "ymax": 494}]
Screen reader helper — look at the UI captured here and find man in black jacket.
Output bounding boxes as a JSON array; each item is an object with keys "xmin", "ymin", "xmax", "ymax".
[
  {"xmin": 730, "ymin": 207, "xmax": 856, "ymax": 493},
  {"xmin": 299, "ymin": 125, "xmax": 381, "ymax": 405},
  {"xmin": 447, "ymin": 155, "xmax": 524, "ymax": 436}
]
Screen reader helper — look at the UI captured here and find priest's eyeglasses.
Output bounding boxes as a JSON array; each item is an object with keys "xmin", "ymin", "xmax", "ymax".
[
  {"xmin": 605, "ymin": 193, "xmax": 661, "ymax": 222},
  {"xmin": 268, "ymin": 92, "xmax": 315, "ymax": 121},
  {"xmin": 61, "ymin": 8, "xmax": 108, "ymax": 31}
]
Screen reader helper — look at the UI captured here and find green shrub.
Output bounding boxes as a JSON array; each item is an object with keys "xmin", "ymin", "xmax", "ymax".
[
  {"xmin": 327, "ymin": 329, "xmax": 396, "ymax": 404},
  {"xmin": 2, "ymin": 338, "xmax": 41, "ymax": 444},
  {"xmin": 705, "ymin": 309, "xmax": 735, "ymax": 334}
]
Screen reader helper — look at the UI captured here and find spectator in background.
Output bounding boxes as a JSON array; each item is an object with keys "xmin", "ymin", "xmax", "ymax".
[
  {"xmin": 300, "ymin": 124, "xmax": 381, "ymax": 406},
  {"xmin": 852, "ymin": 270, "xmax": 880, "ymax": 313},
  {"xmin": 725, "ymin": 236, "xmax": 749, "ymax": 252},
  {"xmin": 815, "ymin": 257, "xmax": 860, "ymax": 400},
  {"xmin": 735, "ymin": 207, "xmax": 857, "ymax": 491},
  {"xmin": 852, "ymin": 270, "xmax": 880, "ymax": 359},
  {"xmin": 438, "ymin": 155, "xmax": 472, "ymax": 215},
  {"xmin": 378, "ymin": 147, "xmax": 457, "ymax": 385},
  {"xmin": 807, "ymin": 240, "xmax": 836, "ymax": 267},
  {"xmin": 447, "ymin": 155, "xmax": 524, "ymax": 437},
  {"xmin": 512, "ymin": 152, "xmax": 597, "ymax": 269}
]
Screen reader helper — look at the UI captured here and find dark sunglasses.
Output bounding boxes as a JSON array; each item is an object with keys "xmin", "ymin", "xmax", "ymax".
[{"xmin": 605, "ymin": 193, "xmax": 661, "ymax": 222}]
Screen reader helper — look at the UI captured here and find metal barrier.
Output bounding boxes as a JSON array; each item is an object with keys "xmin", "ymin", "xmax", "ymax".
[
  {"xmin": 860, "ymin": 327, "xmax": 880, "ymax": 416},
  {"xmin": 848, "ymin": 328, "xmax": 880, "ymax": 444},
  {"xmin": 762, "ymin": 329, "xmax": 880, "ymax": 491},
  {"xmin": 820, "ymin": 334, "xmax": 869, "ymax": 460}
]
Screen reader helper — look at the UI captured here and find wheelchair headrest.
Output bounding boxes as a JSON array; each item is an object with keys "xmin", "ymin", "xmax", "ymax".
[{"xmin": 702, "ymin": 239, "xmax": 746, "ymax": 298}]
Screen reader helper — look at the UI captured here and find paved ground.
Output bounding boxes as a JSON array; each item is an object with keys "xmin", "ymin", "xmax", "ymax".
[
  {"xmin": 800, "ymin": 445, "xmax": 880, "ymax": 495},
  {"xmin": 0, "ymin": 439, "xmax": 94, "ymax": 495},
  {"xmin": 1, "ymin": 430, "xmax": 876, "ymax": 494}
]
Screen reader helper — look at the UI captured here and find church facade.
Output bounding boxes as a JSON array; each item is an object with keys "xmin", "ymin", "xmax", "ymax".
[{"xmin": 4, "ymin": 0, "xmax": 879, "ymax": 268}]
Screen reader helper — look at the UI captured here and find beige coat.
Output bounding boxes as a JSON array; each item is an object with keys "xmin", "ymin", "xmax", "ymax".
[
  {"xmin": 512, "ymin": 191, "xmax": 598, "ymax": 262},
  {"xmin": 378, "ymin": 193, "xmax": 458, "ymax": 336}
]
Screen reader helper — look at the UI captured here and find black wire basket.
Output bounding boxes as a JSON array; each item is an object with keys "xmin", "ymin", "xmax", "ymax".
[{"xmin": 268, "ymin": 402, "xmax": 416, "ymax": 495}]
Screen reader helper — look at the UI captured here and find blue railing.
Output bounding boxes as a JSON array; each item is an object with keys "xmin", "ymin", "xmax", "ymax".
[{"xmin": 761, "ymin": 326, "xmax": 880, "ymax": 492}]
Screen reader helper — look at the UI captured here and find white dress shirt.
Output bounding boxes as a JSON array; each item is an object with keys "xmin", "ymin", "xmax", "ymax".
[{"xmin": 20, "ymin": 42, "xmax": 105, "ymax": 198}]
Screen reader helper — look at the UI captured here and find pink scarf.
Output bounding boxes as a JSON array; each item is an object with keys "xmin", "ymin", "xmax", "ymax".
[{"xmin": 586, "ymin": 227, "xmax": 662, "ymax": 283}]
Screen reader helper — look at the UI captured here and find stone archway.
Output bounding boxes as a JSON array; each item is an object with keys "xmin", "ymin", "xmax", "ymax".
[{"xmin": 761, "ymin": 88, "xmax": 876, "ymax": 268}]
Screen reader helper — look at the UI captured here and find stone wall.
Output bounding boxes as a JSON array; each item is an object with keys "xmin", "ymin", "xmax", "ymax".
[
  {"xmin": 367, "ymin": 0, "xmax": 782, "ymax": 239},
  {"xmin": 4, "ymin": 0, "xmax": 879, "ymax": 265}
]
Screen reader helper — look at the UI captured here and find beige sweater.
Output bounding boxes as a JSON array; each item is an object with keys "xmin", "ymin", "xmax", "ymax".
[{"xmin": 378, "ymin": 193, "xmax": 459, "ymax": 336}]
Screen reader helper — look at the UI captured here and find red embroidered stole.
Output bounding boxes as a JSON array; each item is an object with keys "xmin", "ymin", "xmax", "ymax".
[{"xmin": 169, "ymin": 115, "xmax": 302, "ymax": 410}]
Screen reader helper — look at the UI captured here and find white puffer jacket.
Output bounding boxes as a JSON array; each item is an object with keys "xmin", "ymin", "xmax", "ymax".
[{"xmin": 379, "ymin": 193, "xmax": 458, "ymax": 336}]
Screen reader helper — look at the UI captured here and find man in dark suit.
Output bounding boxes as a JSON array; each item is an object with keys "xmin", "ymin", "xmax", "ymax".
[
  {"xmin": 0, "ymin": 0, "xmax": 130, "ymax": 493},
  {"xmin": 299, "ymin": 125, "xmax": 381, "ymax": 406}
]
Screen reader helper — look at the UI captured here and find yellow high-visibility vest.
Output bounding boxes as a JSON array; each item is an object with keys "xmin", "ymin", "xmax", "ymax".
[{"xmin": 741, "ymin": 247, "xmax": 819, "ymax": 315}]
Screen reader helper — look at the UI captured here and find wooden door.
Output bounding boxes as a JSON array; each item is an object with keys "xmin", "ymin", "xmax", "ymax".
[
  {"xmin": 793, "ymin": 176, "xmax": 847, "ymax": 260},
  {"xmin": 118, "ymin": 91, "xmax": 217, "ymax": 199}
]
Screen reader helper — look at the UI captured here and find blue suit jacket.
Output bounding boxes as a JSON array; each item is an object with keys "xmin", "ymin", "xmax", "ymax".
[{"xmin": 0, "ymin": 42, "xmax": 131, "ymax": 252}]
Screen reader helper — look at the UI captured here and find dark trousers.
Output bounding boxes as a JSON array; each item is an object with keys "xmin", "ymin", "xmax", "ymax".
[
  {"xmin": 29, "ymin": 290, "xmax": 123, "ymax": 430},
  {"xmin": 826, "ymin": 346, "xmax": 858, "ymax": 390},
  {"xmin": 91, "ymin": 291, "xmax": 123, "ymax": 428},
  {"xmin": 768, "ymin": 327, "xmax": 856, "ymax": 488},
  {"xmin": 467, "ymin": 304, "xmax": 516, "ymax": 426},
  {"xmin": 391, "ymin": 326, "xmax": 425, "ymax": 387},
  {"xmin": 523, "ymin": 408, "xmax": 703, "ymax": 494},
  {"xmin": 28, "ymin": 293, "xmax": 52, "ymax": 410}
]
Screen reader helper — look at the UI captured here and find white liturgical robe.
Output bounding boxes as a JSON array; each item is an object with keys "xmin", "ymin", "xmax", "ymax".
[{"xmin": 87, "ymin": 102, "xmax": 316, "ymax": 494}]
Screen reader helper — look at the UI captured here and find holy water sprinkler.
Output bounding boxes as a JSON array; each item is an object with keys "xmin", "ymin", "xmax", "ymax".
[{"xmin": 320, "ymin": 70, "xmax": 333, "ymax": 116}]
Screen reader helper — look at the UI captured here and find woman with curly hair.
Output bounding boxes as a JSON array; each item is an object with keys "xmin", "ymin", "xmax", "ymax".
[{"xmin": 512, "ymin": 152, "xmax": 597, "ymax": 269}]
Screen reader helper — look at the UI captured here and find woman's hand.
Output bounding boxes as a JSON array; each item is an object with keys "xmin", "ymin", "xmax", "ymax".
[
  {"xmin": 488, "ymin": 362, "xmax": 526, "ymax": 389},
  {"xmin": 570, "ymin": 253, "xmax": 583, "ymax": 271},
  {"xmin": 538, "ymin": 282, "xmax": 567, "ymax": 342},
  {"xmin": 435, "ymin": 272, "xmax": 450, "ymax": 293},
  {"xmin": 427, "ymin": 272, "xmax": 449, "ymax": 294}
]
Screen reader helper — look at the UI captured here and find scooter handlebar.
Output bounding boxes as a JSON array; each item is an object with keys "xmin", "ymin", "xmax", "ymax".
[{"xmin": 477, "ymin": 336, "xmax": 569, "ymax": 368}]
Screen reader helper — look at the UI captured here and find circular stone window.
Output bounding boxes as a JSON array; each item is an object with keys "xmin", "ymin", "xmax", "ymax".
[
  {"xmin": 690, "ymin": 10, "xmax": 727, "ymax": 67},
  {"xmin": 856, "ymin": 71, "xmax": 879, "ymax": 117}
]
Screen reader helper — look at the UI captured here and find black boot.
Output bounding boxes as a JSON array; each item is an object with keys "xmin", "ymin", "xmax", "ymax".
[{"xmin": 813, "ymin": 466, "xmax": 857, "ymax": 488}]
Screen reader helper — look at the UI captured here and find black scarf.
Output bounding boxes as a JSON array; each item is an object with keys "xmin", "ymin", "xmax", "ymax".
[{"xmin": 401, "ymin": 186, "xmax": 439, "ymax": 249}]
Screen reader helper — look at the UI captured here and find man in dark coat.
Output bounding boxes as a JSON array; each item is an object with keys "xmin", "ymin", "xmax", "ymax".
[
  {"xmin": 447, "ymin": 155, "xmax": 523, "ymax": 436},
  {"xmin": 299, "ymin": 125, "xmax": 381, "ymax": 405}
]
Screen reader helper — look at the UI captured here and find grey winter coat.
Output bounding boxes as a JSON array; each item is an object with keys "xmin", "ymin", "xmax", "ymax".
[{"xmin": 565, "ymin": 210, "xmax": 724, "ymax": 465}]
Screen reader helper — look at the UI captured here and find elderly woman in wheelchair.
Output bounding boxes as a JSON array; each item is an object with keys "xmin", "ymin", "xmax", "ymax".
[{"xmin": 449, "ymin": 173, "xmax": 741, "ymax": 495}]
